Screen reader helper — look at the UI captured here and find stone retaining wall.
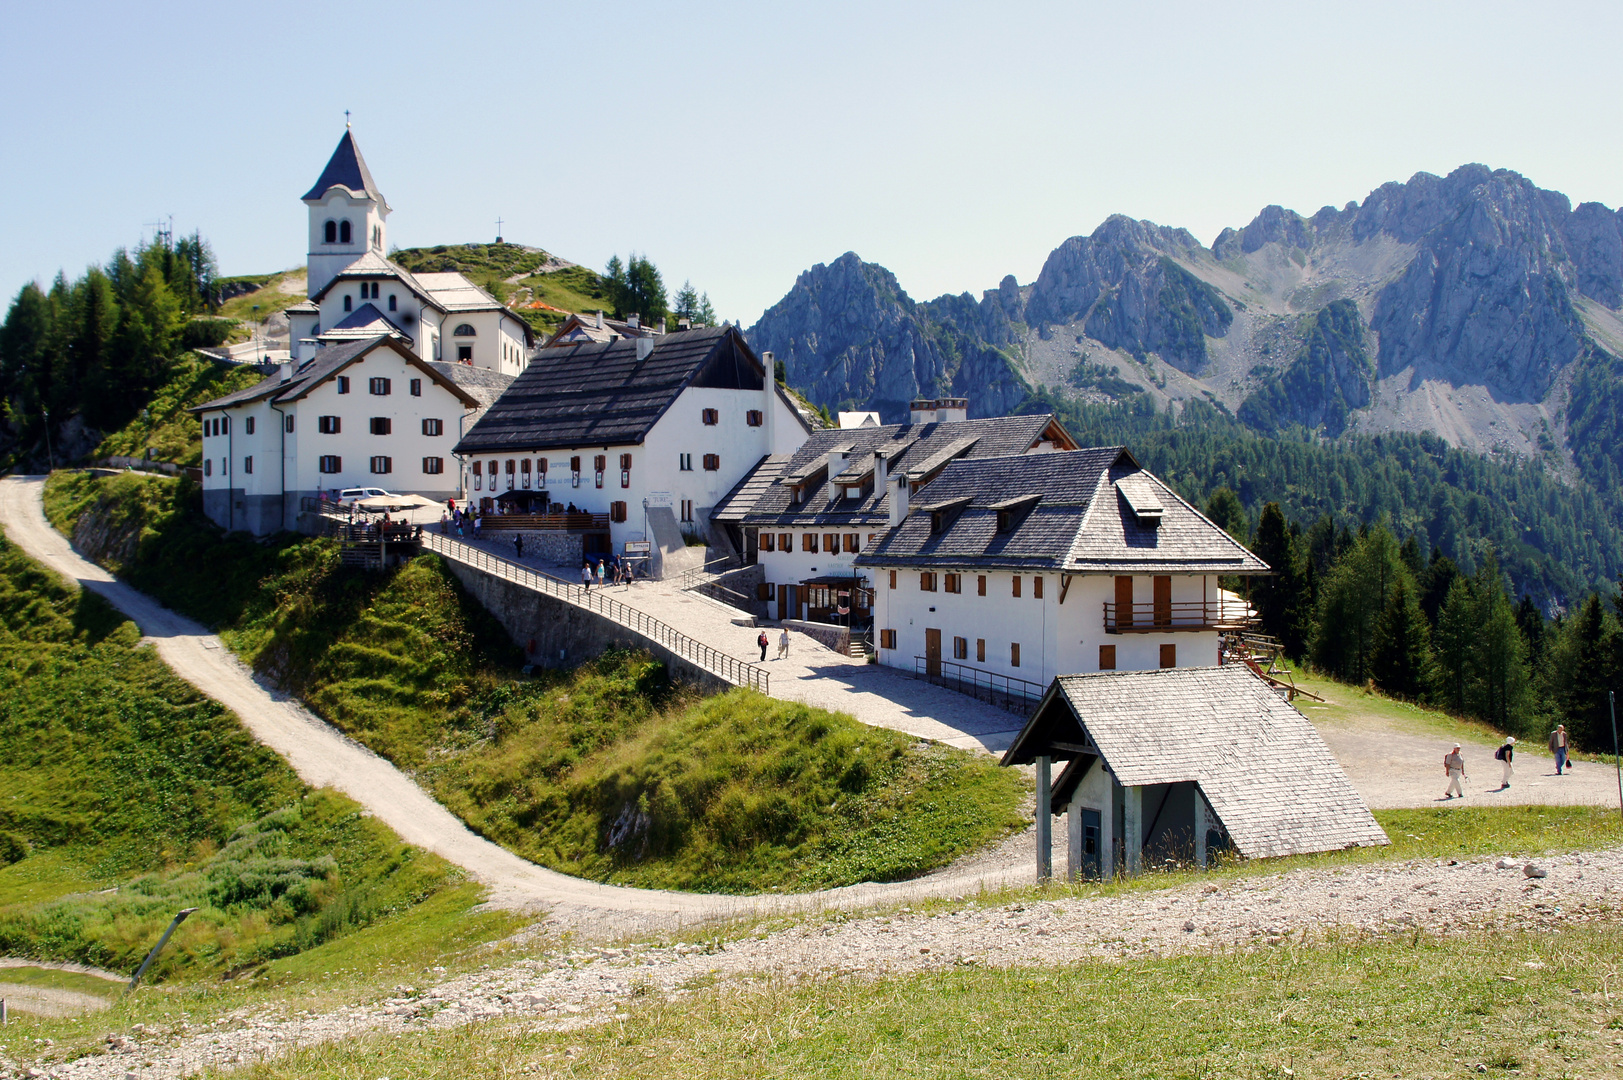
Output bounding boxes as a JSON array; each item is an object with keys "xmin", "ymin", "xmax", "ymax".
[{"xmin": 783, "ymin": 618, "xmax": 851, "ymax": 656}]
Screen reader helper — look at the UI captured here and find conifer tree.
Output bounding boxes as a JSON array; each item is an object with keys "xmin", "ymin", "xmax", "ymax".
[
  {"xmin": 1428, "ymin": 576, "xmax": 1476, "ymax": 715},
  {"xmin": 1371, "ymin": 575, "xmax": 1430, "ymax": 698}
]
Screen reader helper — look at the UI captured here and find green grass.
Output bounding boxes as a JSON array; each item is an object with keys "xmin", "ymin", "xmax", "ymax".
[
  {"xmin": 0, "ymin": 528, "xmax": 463, "ymax": 983},
  {"xmin": 90, "ymin": 352, "xmax": 264, "ymax": 467},
  {"xmin": 0, "ymin": 966, "xmax": 121, "ymax": 998},
  {"xmin": 520, "ymin": 264, "xmax": 611, "ymax": 315},
  {"xmin": 216, "ymin": 270, "xmax": 309, "ymax": 323},
  {"xmin": 194, "ymin": 920, "xmax": 1623, "ymax": 1079},
  {"xmin": 41, "ymin": 471, "xmax": 1027, "ymax": 893}
]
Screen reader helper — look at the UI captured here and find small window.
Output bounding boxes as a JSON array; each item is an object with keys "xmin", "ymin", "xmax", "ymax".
[
  {"xmin": 1160, "ymin": 643, "xmax": 1177, "ymax": 669},
  {"xmin": 977, "ymin": 574, "xmax": 986, "ymax": 597},
  {"xmin": 319, "ymin": 455, "xmax": 341, "ymax": 474},
  {"xmin": 388, "ymin": 294, "xmax": 397, "ymax": 311},
  {"xmin": 1010, "ymin": 642, "xmax": 1021, "ymax": 668},
  {"xmin": 594, "ymin": 454, "xmax": 606, "ymax": 472},
  {"xmin": 1012, "ymin": 575, "xmax": 1022, "ymax": 598},
  {"xmin": 703, "ymin": 453, "xmax": 720, "ymax": 471},
  {"xmin": 537, "ymin": 458, "xmax": 547, "ymax": 478},
  {"xmin": 702, "ymin": 408, "xmax": 718, "ymax": 425},
  {"xmin": 422, "ymin": 456, "xmax": 444, "ymax": 475},
  {"xmin": 370, "ymin": 456, "xmax": 392, "ymax": 475},
  {"xmin": 521, "ymin": 459, "xmax": 532, "ymax": 488},
  {"xmin": 880, "ymin": 629, "xmax": 897, "ymax": 650},
  {"xmin": 944, "ymin": 573, "xmax": 961, "ymax": 593},
  {"xmin": 889, "ymin": 569, "xmax": 896, "ymax": 590},
  {"xmin": 422, "ymin": 418, "xmax": 443, "ymax": 436},
  {"xmin": 679, "ymin": 453, "xmax": 693, "ymax": 471},
  {"xmin": 453, "ymin": 323, "xmax": 476, "ymax": 336},
  {"xmin": 1033, "ymin": 576, "xmax": 1044, "ymax": 600},
  {"xmin": 953, "ymin": 636, "xmax": 967, "ymax": 660},
  {"xmin": 324, "ymin": 220, "xmax": 337, "ymax": 243},
  {"xmin": 802, "ymin": 534, "xmax": 817, "ymax": 552},
  {"xmin": 570, "ymin": 455, "xmax": 581, "ymax": 473},
  {"xmin": 243, "ymin": 455, "xmax": 253, "ymax": 474},
  {"xmin": 1099, "ymin": 645, "xmax": 1117, "ymax": 670},
  {"xmin": 621, "ymin": 470, "xmax": 631, "ymax": 488},
  {"xmin": 369, "ymin": 417, "xmax": 392, "ymax": 435},
  {"xmin": 610, "ymin": 501, "xmax": 627, "ymax": 523},
  {"xmin": 976, "ymin": 638, "xmax": 985, "ymax": 663},
  {"xmin": 318, "ymin": 415, "xmax": 341, "ymax": 434},
  {"xmin": 410, "ymin": 378, "xmax": 421, "ymax": 397},
  {"xmin": 337, "ymin": 376, "xmax": 350, "ymax": 394},
  {"xmin": 778, "ymin": 532, "xmax": 791, "ymax": 551},
  {"xmin": 823, "ymin": 533, "xmax": 837, "ymax": 553},
  {"xmin": 369, "ymin": 377, "xmax": 391, "ymax": 396},
  {"xmin": 344, "ymin": 295, "xmax": 352, "ymax": 312},
  {"xmin": 920, "ymin": 572, "xmax": 937, "ymax": 592},
  {"xmin": 285, "ymin": 415, "xmax": 295, "ymax": 433},
  {"xmin": 746, "ymin": 410, "xmax": 763, "ymax": 427},
  {"xmin": 620, "ymin": 453, "xmax": 632, "ymax": 470},
  {"xmin": 506, "ymin": 459, "xmax": 516, "ymax": 476},
  {"xmin": 761, "ymin": 532, "xmax": 776, "ymax": 552},
  {"xmin": 222, "ymin": 416, "xmax": 229, "ymax": 434},
  {"xmin": 757, "ymin": 582, "xmax": 772, "ymax": 601},
  {"xmin": 204, "ymin": 458, "xmax": 212, "ymax": 477},
  {"xmin": 245, "ymin": 416, "xmax": 255, "ymax": 435},
  {"xmin": 843, "ymin": 533, "xmax": 859, "ymax": 553},
  {"xmin": 680, "ymin": 499, "xmax": 694, "ymax": 522},
  {"xmin": 339, "ymin": 219, "xmax": 352, "ymax": 243}
]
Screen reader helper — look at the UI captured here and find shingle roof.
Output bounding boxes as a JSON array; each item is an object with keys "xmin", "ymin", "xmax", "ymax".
[
  {"xmin": 854, "ymin": 448, "xmax": 1269, "ymax": 574},
  {"xmin": 541, "ymin": 313, "xmax": 661, "ymax": 348},
  {"xmin": 428, "ymin": 361, "xmax": 514, "ymax": 407},
  {"xmin": 454, "ymin": 325, "xmax": 784, "ymax": 454},
  {"xmin": 712, "ymin": 454, "xmax": 790, "ymax": 522},
  {"xmin": 1003, "ymin": 666, "xmax": 1389, "ymax": 858},
  {"xmin": 309, "ymin": 251, "xmax": 442, "ymax": 311},
  {"xmin": 734, "ymin": 414, "xmax": 1064, "ymax": 528},
  {"xmin": 301, "ymin": 130, "xmax": 387, "ymax": 206},
  {"xmin": 190, "ymin": 336, "xmax": 479, "ymax": 413},
  {"xmin": 320, "ymin": 302, "xmax": 412, "ymax": 343}
]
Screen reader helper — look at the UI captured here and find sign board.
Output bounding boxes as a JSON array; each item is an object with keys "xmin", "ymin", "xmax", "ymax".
[
  {"xmin": 644, "ymin": 492, "xmax": 672, "ymax": 508},
  {"xmin": 622, "ymin": 540, "xmax": 651, "ymax": 554}
]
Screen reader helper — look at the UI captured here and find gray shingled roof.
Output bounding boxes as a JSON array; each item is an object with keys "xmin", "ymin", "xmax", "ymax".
[
  {"xmin": 734, "ymin": 414, "xmax": 1065, "ymax": 529},
  {"xmin": 190, "ymin": 336, "xmax": 478, "ymax": 413},
  {"xmin": 854, "ymin": 448, "xmax": 1269, "ymax": 574},
  {"xmin": 454, "ymin": 326, "xmax": 798, "ymax": 454},
  {"xmin": 301, "ymin": 130, "xmax": 387, "ymax": 206},
  {"xmin": 1004, "ymin": 666, "xmax": 1389, "ymax": 858},
  {"xmin": 320, "ymin": 302, "xmax": 412, "ymax": 343},
  {"xmin": 428, "ymin": 361, "xmax": 514, "ymax": 407},
  {"xmin": 712, "ymin": 454, "xmax": 790, "ymax": 522}
]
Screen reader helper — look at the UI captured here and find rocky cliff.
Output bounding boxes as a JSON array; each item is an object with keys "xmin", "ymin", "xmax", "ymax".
[{"xmin": 749, "ymin": 164, "xmax": 1623, "ymax": 489}]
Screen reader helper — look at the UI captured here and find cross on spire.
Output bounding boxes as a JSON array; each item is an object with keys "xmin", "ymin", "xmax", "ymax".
[
  {"xmin": 496, "ymin": 217, "xmax": 504, "ymax": 243},
  {"xmin": 345, "ymin": 109, "xmax": 351, "ymax": 129}
]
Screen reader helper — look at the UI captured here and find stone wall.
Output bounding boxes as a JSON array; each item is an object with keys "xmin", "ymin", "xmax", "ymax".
[
  {"xmin": 782, "ymin": 618, "xmax": 851, "ymax": 656},
  {"xmin": 441, "ymin": 559, "xmax": 736, "ymax": 695}
]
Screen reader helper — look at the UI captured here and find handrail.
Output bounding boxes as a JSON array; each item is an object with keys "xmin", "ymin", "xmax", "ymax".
[
  {"xmin": 677, "ymin": 554, "xmax": 741, "ymax": 592},
  {"xmin": 1102, "ymin": 599, "xmax": 1256, "ymax": 633},
  {"xmin": 913, "ymin": 656, "xmax": 1044, "ymax": 717},
  {"xmin": 420, "ymin": 532, "xmax": 769, "ymax": 694}
]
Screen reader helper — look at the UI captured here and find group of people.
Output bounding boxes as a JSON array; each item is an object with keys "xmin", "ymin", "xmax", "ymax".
[
  {"xmin": 580, "ymin": 557, "xmax": 636, "ymax": 590},
  {"xmin": 756, "ymin": 628, "xmax": 791, "ymax": 661},
  {"xmin": 439, "ymin": 501, "xmax": 481, "ymax": 539},
  {"xmin": 1441, "ymin": 724, "xmax": 1572, "ymax": 799}
]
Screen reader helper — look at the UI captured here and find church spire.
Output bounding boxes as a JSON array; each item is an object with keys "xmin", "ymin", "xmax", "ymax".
[{"xmin": 301, "ymin": 129, "xmax": 388, "ymax": 208}]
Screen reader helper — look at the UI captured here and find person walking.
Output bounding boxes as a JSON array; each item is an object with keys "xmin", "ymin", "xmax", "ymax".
[
  {"xmin": 758, "ymin": 630, "xmax": 769, "ymax": 662},
  {"xmin": 440, "ymin": 511, "xmax": 449, "ymax": 535},
  {"xmin": 1442, "ymin": 743, "xmax": 1466, "ymax": 800},
  {"xmin": 473, "ymin": 513, "xmax": 483, "ymax": 541},
  {"xmin": 581, "ymin": 562, "xmax": 593, "ymax": 591},
  {"xmin": 597, "ymin": 559, "xmax": 607, "ymax": 588},
  {"xmin": 1494, "ymin": 736, "xmax": 1516, "ymax": 789},
  {"xmin": 514, "ymin": 534, "xmax": 524, "ymax": 560},
  {"xmin": 1548, "ymin": 724, "xmax": 1569, "ymax": 775},
  {"xmin": 777, "ymin": 627, "xmax": 790, "ymax": 660}
]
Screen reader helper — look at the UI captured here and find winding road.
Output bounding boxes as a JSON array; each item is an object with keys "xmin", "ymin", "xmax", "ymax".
[{"xmin": 0, "ymin": 475, "xmax": 1027, "ymax": 927}]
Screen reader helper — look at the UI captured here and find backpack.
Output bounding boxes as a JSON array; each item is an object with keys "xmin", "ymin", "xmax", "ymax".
[{"xmin": 1494, "ymin": 745, "xmax": 1507, "ymax": 761}]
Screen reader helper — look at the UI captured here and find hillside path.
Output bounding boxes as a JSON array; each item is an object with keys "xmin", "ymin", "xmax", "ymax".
[{"xmin": 0, "ymin": 476, "xmax": 1030, "ymax": 924}]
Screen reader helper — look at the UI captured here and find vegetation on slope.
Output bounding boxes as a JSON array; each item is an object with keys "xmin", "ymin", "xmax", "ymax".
[
  {"xmin": 89, "ymin": 352, "xmax": 263, "ymax": 466},
  {"xmin": 42, "ymin": 471, "xmax": 1026, "ymax": 892},
  {"xmin": 0, "ymin": 530, "xmax": 459, "ymax": 982}
]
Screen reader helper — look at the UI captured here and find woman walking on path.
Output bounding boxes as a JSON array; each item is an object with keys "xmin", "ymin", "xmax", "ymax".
[
  {"xmin": 758, "ymin": 631, "xmax": 769, "ymax": 662},
  {"xmin": 581, "ymin": 562, "xmax": 593, "ymax": 591},
  {"xmin": 1495, "ymin": 736, "xmax": 1516, "ymax": 789},
  {"xmin": 597, "ymin": 559, "xmax": 607, "ymax": 588},
  {"xmin": 777, "ymin": 627, "xmax": 790, "ymax": 660},
  {"xmin": 1442, "ymin": 743, "xmax": 1466, "ymax": 799}
]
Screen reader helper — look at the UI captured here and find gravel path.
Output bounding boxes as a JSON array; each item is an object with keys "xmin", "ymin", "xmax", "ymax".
[{"xmin": 8, "ymin": 847, "xmax": 1618, "ymax": 1078}]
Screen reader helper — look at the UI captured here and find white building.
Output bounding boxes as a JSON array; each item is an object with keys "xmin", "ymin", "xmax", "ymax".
[
  {"xmin": 854, "ymin": 448, "xmax": 1268, "ymax": 689},
  {"xmin": 711, "ymin": 404, "xmax": 1077, "ymax": 624},
  {"xmin": 453, "ymin": 325, "xmax": 811, "ymax": 560},
  {"xmin": 191, "ymin": 335, "xmax": 489, "ymax": 534},
  {"xmin": 283, "ymin": 129, "xmax": 533, "ymax": 375}
]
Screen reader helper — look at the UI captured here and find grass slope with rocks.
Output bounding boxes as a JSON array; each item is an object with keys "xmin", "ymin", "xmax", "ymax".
[
  {"xmin": 41, "ymin": 470, "xmax": 1027, "ymax": 893},
  {"xmin": 0, "ymin": 528, "xmax": 467, "ymax": 984}
]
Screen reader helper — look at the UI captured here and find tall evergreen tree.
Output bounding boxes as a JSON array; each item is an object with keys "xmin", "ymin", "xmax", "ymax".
[
  {"xmin": 1310, "ymin": 525, "xmax": 1409, "ymax": 683},
  {"xmin": 1250, "ymin": 502, "xmax": 1308, "ymax": 653},
  {"xmin": 1204, "ymin": 486, "xmax": 1248, "ymax": 544},
  {"xmin": 1470, "ymin": 565, "xmax": 1533, "ymax": 730},
  {"xmin": 1371, "ymin": 575, "xmax": 1430, "ymax": 698},
  {"xmin": 1428, "ymin": 576, "xmax": 1477, "ymax": 715}
]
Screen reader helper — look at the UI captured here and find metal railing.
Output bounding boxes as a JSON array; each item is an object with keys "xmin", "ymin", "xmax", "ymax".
[
  {"xmin": 913, "ymin": 656, "xmax": 1044, "ymax": 717},
  {"xmin": 677, "ymin": 555, "xmax": 742, "ymax": 592},
  {"xmin": 1102, "ymin": 599, "xmax": 1256, "ymax": 634},
  {"xmin": 421, "ymin": 531, "xmax": 769, "ymax": 694},
  {"xmin": 478, "ymin": 512, "xmax": 610, "ymax": 531}
]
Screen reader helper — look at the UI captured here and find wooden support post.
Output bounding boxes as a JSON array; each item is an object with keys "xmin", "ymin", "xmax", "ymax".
[
  {"xmin": 1066, "ymin": 798, "xmax": 1083, "ymax": 882},
  {"xmin": 1035, "ymin": 755, "xmax": 1052, "ymax": 883},
  {"xmin": 1099, "ymin": 774, "xmax": 1116, "ymax": 879},
  {"xmin": 1124, "ymin": 785, "xmax": 1143, "ymax": 876},
  {"xmin": 1193, "ymin": 788, "xmax": 1208, "ymax": 870}
]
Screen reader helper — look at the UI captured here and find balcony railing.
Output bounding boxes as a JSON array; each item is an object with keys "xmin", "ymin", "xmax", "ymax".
[
  {"xmin": 420, "ymin": 532, "xmax": 769, "ymax": 694},
  {"xmin": 478, "ymin": 513, "xmax": 610, "ymax": 531},
  {"xmin": 913, "ymin": 656, "xmax": 1045, "ymax": 718},
  {"xmin": 1103, "ymin": 599, "xmax": 1255, "ymax": 634}
]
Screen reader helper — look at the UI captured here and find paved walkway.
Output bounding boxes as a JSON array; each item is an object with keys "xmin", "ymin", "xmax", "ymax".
[{"xmin": 442, "ymin": 529, "xmax": 1026, "ymax": 754}]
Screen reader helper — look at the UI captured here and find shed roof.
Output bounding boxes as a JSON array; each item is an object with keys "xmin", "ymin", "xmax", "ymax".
[
  {"xmin": 855, "ymin": 448, "xmax": 1268, "ymax": 574},
  {"xmin": 302, "ymin": 130, "xmax": 388, "ymax": 206},
  {"xmin": 712, "ymin": 454, "xmax": 791, "ymax": 522},
  {"xmin": 454, "ymin": 325, "xmax": 803, "ymax": 454},
  {"xmin": 1003, "ymin": 666, "xmax": 1388, "ymax": 858}
]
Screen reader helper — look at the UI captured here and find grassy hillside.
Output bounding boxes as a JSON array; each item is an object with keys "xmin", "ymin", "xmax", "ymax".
[
  {"xmin": 0, "ymin": 529, "xmax": 462, "ymax": 982},
  {"xmin": 215, "ymin": 269, "xmax": 310, "ymax": 324},
  {"xmin": 42, "ymin": 471, "xmax": 1026, "ymax": 892},
  {"xmin": 90, "ymin": 352, "xmax": 263, "ymax": 467}
]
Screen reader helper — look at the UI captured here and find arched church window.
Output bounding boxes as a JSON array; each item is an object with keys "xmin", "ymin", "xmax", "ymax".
[
  {"xmin": 372, "ymin": 224, "xmax": 382, "ymax": 250},
  {"xmin": 388, "ymin": 295, "xmax": 397, "ymax": 311},
  {"xmin": 344, "ymin": 296, "xmax": 352, "ymax": 312},
  {"xmin": 339, "ymin": 220, "xmax": 352, "ymax": 244},
  {"xmin": 453, "ymin": 324, "xmax": 477, "ymax": 336},
  {"xmin": 324, "ymin": 220, "xmax": 337, "ymax": 243}
]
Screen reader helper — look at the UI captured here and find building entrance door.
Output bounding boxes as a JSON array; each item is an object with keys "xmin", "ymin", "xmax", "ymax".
[
  {"xmin": 777, "ymin": 584, "xmax": 788, "ymax": 621},
  {"xmin": 925, "ymin": 628, "xmax": 941, "ymax": 677},
  {"xmin": 1081, "ymin": 808, "xmax": 1101, "ymax": 880},
  {"xmin": 1153, "ymin": 575, "xmax": 1172, "ymax": 628}
]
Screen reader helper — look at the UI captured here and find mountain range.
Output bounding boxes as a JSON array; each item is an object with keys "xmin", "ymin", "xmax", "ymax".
[{"xmin": 746, "ymin": 164, "xmax": 1623, "ymax": 503}]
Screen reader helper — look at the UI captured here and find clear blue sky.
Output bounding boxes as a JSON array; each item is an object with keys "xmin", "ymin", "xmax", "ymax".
[{"xmin": 4, "ymin": 0, "xmax": 1620, "ymax": 325}]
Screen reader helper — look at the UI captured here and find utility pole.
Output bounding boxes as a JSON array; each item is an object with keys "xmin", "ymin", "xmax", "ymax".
[
  {"xmin": 41, "ymin": 407, "xmax": 53, "ymax": 471},
  {"xmin": 1611, "ymin": 691, "xmax": 1620, "ymax": 830}
]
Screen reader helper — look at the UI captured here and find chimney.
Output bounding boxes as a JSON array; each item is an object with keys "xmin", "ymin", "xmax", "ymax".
[
  {"xmin": 595, "ymin": 310, "xmax": 604, "ymax": 329},
  {"xmin": 909, "ymin": 396, "xmax": 969, "ymax": 424},
  {"xmin": 657, "ymin": 318, "xmax": 666, "ymax": 334},
  {"xmin": 278, "ymin": 361, "xmax": 293, "ymax": 383},
  {"xmin": 636, "ymin": 336, "xmax": 654, "ymax": 361},
  {"xmin": 678, "ymin": 317, "xmax": 692, "ymax": 331},
  {"xmin": 761, "ymin": 350, "xmax": 776, "ymax": 453},
  {"xmin": 826, "ymin": 450, "xmax": 848, "ymax": 507},
  {"xmin": 296, "ymin": 338, "xmax": 320, "ymax": 363},
  {"xmin": 628, "ymin": 313, "xmax": 640, "ymax": 329},
  {"xmin": 888, "ymin": 473, "xmax": 910, "ymax": 528},
  {"xmin": 873, "ymin": 450, "xmax": 889, "ymax": 503}
]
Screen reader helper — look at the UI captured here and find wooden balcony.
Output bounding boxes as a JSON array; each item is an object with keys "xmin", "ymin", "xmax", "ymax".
[
  {"xmin": 478, "ymin": 513, "xmax": 610, "ymax": 531},
  {"xmin": 1103, "ymin": 600, "xmax": 1255, "ymax": 634}
]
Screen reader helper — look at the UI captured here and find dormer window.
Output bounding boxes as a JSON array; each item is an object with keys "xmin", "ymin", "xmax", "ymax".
[
  {"xmin": 931, "ymin": 512, "xmax": 947, "ymax": 534},
  {"xmin": 997, "ymin": 510, "xmax": 1014, "ymax": 533}
]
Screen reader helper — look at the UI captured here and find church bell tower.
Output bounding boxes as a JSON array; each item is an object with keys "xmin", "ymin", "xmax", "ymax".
[{"xmin": 302, "ymin": 126, "xmax": 390, "ymax": 297}]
